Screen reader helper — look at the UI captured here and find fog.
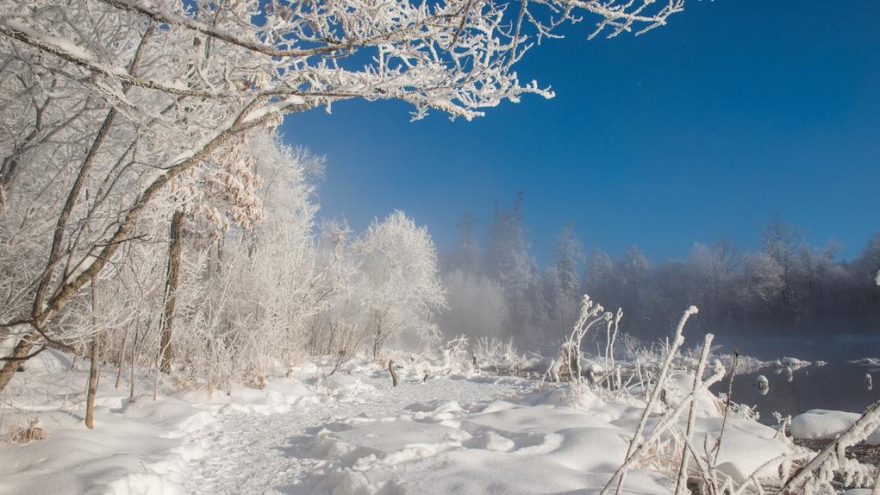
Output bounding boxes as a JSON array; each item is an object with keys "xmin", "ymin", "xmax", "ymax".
[{"xmin": 436, "ymin": 196, "xmax": 880, "ymax": 349}]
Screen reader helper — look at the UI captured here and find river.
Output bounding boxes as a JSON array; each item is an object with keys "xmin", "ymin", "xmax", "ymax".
[{"xmin": 711, "ymin": 334, "xmax": 880, "ymax": 423}]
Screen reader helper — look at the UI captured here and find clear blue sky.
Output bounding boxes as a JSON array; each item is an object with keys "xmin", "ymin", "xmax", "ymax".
[{"xmin": 281, "ymin": 0, "xmax": 879, "ymax": 266}]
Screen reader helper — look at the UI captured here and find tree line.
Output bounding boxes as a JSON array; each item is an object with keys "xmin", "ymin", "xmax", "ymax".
[{"xmin": 439, "ymin": 195, "xmax": 880, "ymax": 346}]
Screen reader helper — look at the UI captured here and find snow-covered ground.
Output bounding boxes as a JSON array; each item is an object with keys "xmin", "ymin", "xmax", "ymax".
[{"xmin": 1, "ymin": 349, "xmax": 877, "ymax": 494}]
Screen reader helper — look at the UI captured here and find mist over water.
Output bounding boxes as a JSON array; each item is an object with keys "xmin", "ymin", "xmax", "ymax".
[
  {"xmin": 711, "ymin": 334, "xmax": 880, "ymax": 423},
  {"xmin": 434, "ymin": 196, "xmax": 880, "ymax": 426}
]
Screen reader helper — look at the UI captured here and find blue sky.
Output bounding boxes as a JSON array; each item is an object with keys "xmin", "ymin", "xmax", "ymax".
[{"xmin": 280, "ymin": 0, "xmax": 879, "ymax": 266}]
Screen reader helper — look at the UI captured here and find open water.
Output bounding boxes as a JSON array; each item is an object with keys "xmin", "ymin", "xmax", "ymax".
[{"xmin": 710, "ymin": 334, "xmax": 880, "ymax": 423}]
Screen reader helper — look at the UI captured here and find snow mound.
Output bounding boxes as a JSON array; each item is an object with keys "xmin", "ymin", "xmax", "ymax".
[
  {"xmin": 105, "ymin": 473, "xmax": 187, "ymax": 495},
  {"xmin": 791, "ymin": 409, "xmax": 880, "ymax": 444},
  {"xmin": 778, "ymin": 356, "xmax": 811, "ymax": 368},
  {"xmin": 461, "ymin": 430, "xmax": 516, "ymax": 452},
  {"xmin": 322, "ymin": 374, "xmax": 373, "ymax": 395},
  {"xmin": 703, "ymin": 417, "xmax": 793, "ymax": 483},
  {"xmin": 791, "ymin": 409, "xmax": 862, "ymax": 440}
]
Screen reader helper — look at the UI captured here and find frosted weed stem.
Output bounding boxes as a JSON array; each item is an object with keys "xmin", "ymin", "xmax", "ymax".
[
  {"xmin": 675, "ymin": 333, "xmax": 714, "ymax": 495},
  {"xmin": 601, "ymin": 305, "xmax": 698, "ymax": 495}
]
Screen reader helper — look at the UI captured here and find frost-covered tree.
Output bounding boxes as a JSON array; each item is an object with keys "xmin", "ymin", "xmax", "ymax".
[
  {"xmin": 582, "ymin": 246, "xmax": 652, "ymax": 321},
  {"xmin": 168, "ymin": 136, "xmax": 327, "ymax": 388},
  {"xmin": 484, "ymin": 193, "xmax": 546, "ymax": 343},
  {"xmin": 789, "ymin": 242, "xmax": 837, "ymax": 322},
  {"xmin": 688, "ymin": 241, "xmax": 743, "ymax": 325},
  {"xmin": 302, "ymin": 220, "xmax": 368, "ymax": 365},
  {"xmin": 852, "ymin": 234, "xmax": 880, "ymax": 326},
  {"xmin": 356, "ymin": 211, "xmax": 446, "ymax": 358},
  {"xmin": 760, "ymin": 217, "xmax": 803, "ymax": 319},
  {"xmin": 438, "ymin": 211, "xmax": 511, "ymax": 341},
  {"xmin": 581, "ymin": 248, "xmax": 627, "ymax": 332},
  {"xmin": 619, "ymin": 245, "xmax": 652, "ymax": 318},
  {"xmin": 442, "ymin": 212, "xmax": 482, "ymax": 275},
  {"xmin": 744, "ymin": 251, "xmax": 784, "ymax": 306},
  {"xmin": 548, "ymin": 223, "xmax": 584, "ymax": 338},
  {"xmin": 854, "ymin": 234, "xmax": 880, "ymax": 284}
]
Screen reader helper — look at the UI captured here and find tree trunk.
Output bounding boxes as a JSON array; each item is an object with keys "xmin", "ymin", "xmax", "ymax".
[
  {"xmin": 0, "ymin": 329, "xmax": 39, "ymax": 391},
  {"xmin": 85, "ymin": 335, "xmax": 100, "ymax": 429},
  {"xmin": 85, "ymin": 275, "xmax": 99, "ymax": 429},
  {"xmin": 114, "ymin": 325, "xmax": 129, "ymax": 389},
  {"xmin": 159, "ymin": 209, "xmax": 185, "ymax": 374},
  {"xmin": 372, "ymin": 317, "xmax": 386, "ymax": 360},
  {"xmin": 372, "ymin": 334, "xmax": 386, "ymax": 360},
  {"xmin": 130, "ymin": 317, "xmax": 141, "ymax": 399}
]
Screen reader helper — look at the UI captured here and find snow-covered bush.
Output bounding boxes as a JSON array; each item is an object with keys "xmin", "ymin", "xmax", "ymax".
[
  {"xmin": 616, "ymin": 332, "xmax": 646, "ymax": 362},
  {"xmin": 559, "ymin": 295, "xmax": 613, "ymax": 382},
  {"xmin": 441, "ymin": 335, "xmax": 472, "ymax": 373},
  {"xmin": 473, "ymin": 337, "xmax": 530, "ymax": 373}
]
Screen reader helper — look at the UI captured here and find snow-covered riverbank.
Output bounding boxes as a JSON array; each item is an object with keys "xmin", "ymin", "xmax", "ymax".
[{"xmin": 2, "ymin": 348, "xmax": 879, "ymax": 494}]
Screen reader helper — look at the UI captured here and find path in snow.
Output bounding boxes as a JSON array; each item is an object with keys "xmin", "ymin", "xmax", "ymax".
[{"xmin": 183, "ymin": 371, "xmax": 525, "ymax": 494}]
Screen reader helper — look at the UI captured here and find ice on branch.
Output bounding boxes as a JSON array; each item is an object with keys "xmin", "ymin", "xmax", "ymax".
[{"xmin": 1, "ymin": 0, "xmax": 684, "ymax": 121}]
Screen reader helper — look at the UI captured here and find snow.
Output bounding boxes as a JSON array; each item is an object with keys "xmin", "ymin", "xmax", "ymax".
[
  {"xmin": 240, "ymin": 96, "xmax": 306, "ymax": 125},
  {"xmin": 699, "ymin": 417, "xmax": 791, "ymax": 483},
  {"xmin": 850, "ymin": 357, "xmax": 880, "ymax": 370},
  {"xmin": 755, "ymin": 374, "xmax": 769, "ymax": 394},
  {"xmin": 777, "ymin": 356, "xmax": 811, "ymax": 368},
  {"xmin": 791, "ymin": 409, "xmax": 880, "ymax": 445},
  {"xmin": 2, "ymin": 20, "xmax": 96, "ymax": 63},
  {"xmin": 0, "ymin": 350, "xmax": 838, "ymax": 495}
]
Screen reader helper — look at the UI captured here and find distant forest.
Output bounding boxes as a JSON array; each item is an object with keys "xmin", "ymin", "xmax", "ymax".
[{"xmin": 438, "ymin": 194, "xmax": 880, "ymax": 345}]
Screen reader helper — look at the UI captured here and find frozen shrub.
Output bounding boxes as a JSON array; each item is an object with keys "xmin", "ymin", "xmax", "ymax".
[
  {"xmin": 441, "ymin": 335, "xmax": 471, "ymax": 373},
  {"xmin": 473, "ymin": 337, "xmax": 529, "ymax": 373}
]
